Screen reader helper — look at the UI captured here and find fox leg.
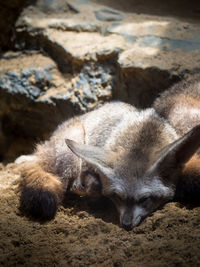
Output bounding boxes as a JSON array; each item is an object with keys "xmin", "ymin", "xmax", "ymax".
[
  {"xmin": 19, "ymin": 121, "xmax": 86, "ymax": 219},
  {"xmin": 19, "ymin": 120, "xmax": 102, "ymax": 218},
  {"xmin": 19, "ymin": 161, "xmax": 64, "ymax": 220}
]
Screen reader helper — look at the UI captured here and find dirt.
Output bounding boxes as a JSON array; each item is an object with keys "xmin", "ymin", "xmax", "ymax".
[{"xmin": 0, "ymin": 163, "xmax": 200, "ymax": 266}]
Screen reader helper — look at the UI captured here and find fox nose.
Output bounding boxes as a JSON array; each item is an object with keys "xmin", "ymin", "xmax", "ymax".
[
  {"xmin": 121, "ymin": 215, "xmax": 133, "ymax": 231},
  {"xmin": 122, "ymin": 222, "xmax": 133, "ymax": 231}
]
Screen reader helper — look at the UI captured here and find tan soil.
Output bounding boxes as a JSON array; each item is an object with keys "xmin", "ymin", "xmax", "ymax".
[{"xmin": 0, "ymin": 163, "xmax": 200, "ymax": 266}]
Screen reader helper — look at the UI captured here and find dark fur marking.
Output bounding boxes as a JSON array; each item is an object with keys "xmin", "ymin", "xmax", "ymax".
[
  {"xmin": 82, "ymin": 171, "xmax": 102, "ymax": 198},
  {"xmin": 175, "ymin": 177, "xmax": 200, "ymax": 204},
  {"xmin": 20, "ymin": 187, "xmax": 58, "ymax": 220}
]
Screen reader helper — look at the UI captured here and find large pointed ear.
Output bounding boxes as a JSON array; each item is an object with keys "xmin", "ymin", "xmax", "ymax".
[
  {"xmin": 65, "ymin": 139, "xmax": 117, "ymax": 177},
  {"xmin": 149, "ymin": 125, "xmax": 200, "ymax": 177}
]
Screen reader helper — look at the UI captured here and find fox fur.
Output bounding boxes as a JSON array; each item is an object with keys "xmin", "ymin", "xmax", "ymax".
[
  {"xmin": 154, "ymin": 74, "xmax": 200, "ymax": 137},
  {"xmin": 153, "ymin": 74, "xmax": 200, "ymax": 204},
  {"xmin": 19, "ymin": 76, "xmax": 200, "ymax": 230}
]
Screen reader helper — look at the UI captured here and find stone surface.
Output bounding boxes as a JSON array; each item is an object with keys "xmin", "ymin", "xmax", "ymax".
[
  {"xmin": 0, "ymin": 51, "xmax": 114, "ymax": 161},
  {"xmin": 15, "ymin": 0, "xmax": 200, "ymax": 108},
  {"xmin": 0, "ymin": 0, "xmax": 35, "ymax": 51},
  {"xmin": 1, "ymin": 0, "xmax": 200, "ymax": 161}
]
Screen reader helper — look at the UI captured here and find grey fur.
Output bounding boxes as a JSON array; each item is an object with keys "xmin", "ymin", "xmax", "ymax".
[
  {"xmin": 19, "ymin": 94, "xmax": 200, "ymax": 229},
  {"xmin": 154, "ymin": 74, "xmax": 200, "ymax": 136}
]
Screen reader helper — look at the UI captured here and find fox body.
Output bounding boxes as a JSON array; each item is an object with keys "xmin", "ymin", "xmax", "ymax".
[
  {"xmin": 19, "ymin": 76, "xmax": 200, "ymax": 230},
  {"xmin": 154, "ymin": 74, "xmax": 200, "ymax": 137},
  {"xmin": 153, "ymin": 74, "xmax": 200, "ymax": 203}
]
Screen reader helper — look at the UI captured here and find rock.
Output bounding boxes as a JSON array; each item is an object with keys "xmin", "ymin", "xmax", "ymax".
[
  {"xmin": 114, "ymin": 65, "xmax": 180, "ymax": 108},
  {"xmin": 1, "ymin": 0, "xmax": 200, "ymax": 160},
  {"xmin": 73, "ymin": 62, "xmax": 114, "ymax": 108},
  {"xmin": 108, "ymin": 19, "xmax": 200, "ymax": 107},
  {"xmin": 15, "ymin": 0, "xmax": 200, "ymax": 109},
  {"xmin": 0, "ymin": 0, "xmax": 34, "ymax": 51},
  {"xmin": 0, "ymin": 121, "xmax": 8, "ymax": 161},
  {"xmin": 0, "ymin": 51, "xmax": 114, "ymax": 161},
  {"xmin": 94, "ymin": 9, "xmax": 124, "ymax": 22}
]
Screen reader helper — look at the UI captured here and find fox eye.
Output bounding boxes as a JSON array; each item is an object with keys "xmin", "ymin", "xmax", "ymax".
[
  {"xmin": 111, "ymin": 193, "xmax": 122, "ymax": 201},
  {"xmin": 139, "ymin": 196, "xmax": 151, "ymax": 204},
  {"xmin": 112, "ymin": 193, "xmax": 118, "ymax": 198}
]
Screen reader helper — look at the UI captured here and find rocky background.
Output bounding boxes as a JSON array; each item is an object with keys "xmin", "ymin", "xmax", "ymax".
[
  {"xmin": 1, "ymin": 0, "xmax": 200, "ymax": 162},
  {"xmin": 0, "ymin": 0, "xmax": 200, "ymax": 266}
]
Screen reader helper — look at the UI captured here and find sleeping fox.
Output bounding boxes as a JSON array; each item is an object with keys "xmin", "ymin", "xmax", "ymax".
[{"xmin": 19, "ymin": 75, "xmax": 200, "ymax": 230}]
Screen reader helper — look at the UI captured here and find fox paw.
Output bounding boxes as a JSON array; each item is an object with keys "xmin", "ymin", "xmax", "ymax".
[{"xmin": 20, "ymin": 187, "xmax": 58, "ymax": 220}]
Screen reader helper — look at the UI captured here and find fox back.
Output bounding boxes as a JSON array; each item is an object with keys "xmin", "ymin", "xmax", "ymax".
[
  {"xmin": 153, "ymin": 74, "xmax": 200, "ymax": 204},
  {"xmin": 153, "ymin": 74, "xmax": 200, "ymax": 136}
]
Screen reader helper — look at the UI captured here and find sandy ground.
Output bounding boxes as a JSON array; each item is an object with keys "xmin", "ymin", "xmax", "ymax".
[{"xmin": 0, "ymin": 163, "xmax": 200, "ymax": 266}]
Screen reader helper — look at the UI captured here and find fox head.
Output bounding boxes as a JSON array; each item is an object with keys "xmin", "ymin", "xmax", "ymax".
[{"xmin": 66, "ymin": 124, "xmax": 200, "ymax": 230}]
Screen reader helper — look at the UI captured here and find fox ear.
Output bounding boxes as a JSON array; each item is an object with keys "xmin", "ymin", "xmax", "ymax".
[
  {"xmin": 65, "ymin": 139, "xmax": 116, "ymax": 177},
  {"xmin": 150, "ymin": 125, "xmax": 200, "ymax": 178}
]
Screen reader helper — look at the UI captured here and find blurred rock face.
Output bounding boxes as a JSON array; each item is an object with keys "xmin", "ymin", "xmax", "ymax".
[
  {"xmin": 0, "ymin": 0, "xmax": 35, "ymax": 51},
  {"xmin": 1, "ymin": 0, "xmax": 200, "ymax": 161}
]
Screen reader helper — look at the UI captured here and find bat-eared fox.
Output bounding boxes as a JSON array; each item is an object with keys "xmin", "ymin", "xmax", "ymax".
[{"xmin": 18, "ymin": 75, "xmax": 200, "ymax": 230}]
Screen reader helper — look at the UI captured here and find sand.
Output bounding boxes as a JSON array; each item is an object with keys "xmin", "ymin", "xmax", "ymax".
[{"xmin": 0, "ymin": 163, "xmax": 200, "ymax": 266}]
